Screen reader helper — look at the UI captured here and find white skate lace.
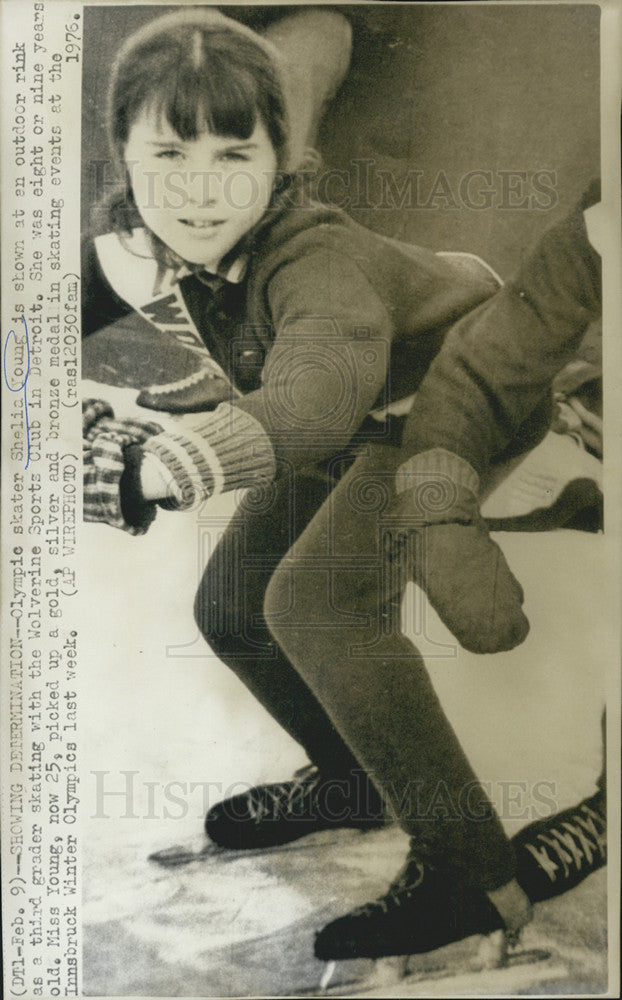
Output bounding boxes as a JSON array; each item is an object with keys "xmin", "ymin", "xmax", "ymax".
[
  {"xmin": 143, "ymin": 368, "xmax": 219, "ymax": 396},
  {"xmin": 522, "ymin": 802, "xmax": 606, "ymax": 883},
  {"xmin": 245, "ymin": 765, "xmax": 323, "ymax": 824}
]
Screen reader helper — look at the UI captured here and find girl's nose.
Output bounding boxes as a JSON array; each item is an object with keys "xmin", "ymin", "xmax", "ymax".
[
  {"xmin": 185, "ymin": 162, "xmax": 223, "ymax": 207},
  {"xmin": 186, "ymin": 174, "xmax": 218, "ymax": 208}
]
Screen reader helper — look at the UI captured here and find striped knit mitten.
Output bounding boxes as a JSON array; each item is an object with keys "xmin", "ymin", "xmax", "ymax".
[
  {"xmin": 389, "ymin": 449, "xmax": 529, "ymax": 654},
  {"xmin": 82, "ymin": 397, "xmax": 114, "ymax": 436},
  {"xmin": 82, "ymin": 399, "xmax": 163, "ymax": 534}
]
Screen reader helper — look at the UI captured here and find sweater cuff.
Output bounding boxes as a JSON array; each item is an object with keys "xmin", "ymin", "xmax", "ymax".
[
  {"xmin": 143, "ymin": 402, "xmax": 277, "ymax": 509},
  {"xmin": 396, "ymin": 448, "xmax": 480, "ymax": 496}
]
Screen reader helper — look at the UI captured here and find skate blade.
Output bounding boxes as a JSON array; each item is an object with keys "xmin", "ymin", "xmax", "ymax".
[
  {"xmin": 148, "ymin": 843, "xmax": 216, "ymax": 867},
  {"xmin": 148, "ymin": 830, "xmax": 360, "ymax": 868},
  {"xmin": 316, "ymin": 940, "xmax": 554, "ymax": 996},
  {"xmin": 472, "ymin": 928, "xmax": 553, "ymax": 972},
  {"xmin": 317, "ymin": 956, "xmax": 412, "ymax": 995},
  {"xmin": 472, "ymin": 929, "xmax": 508, "ymax": 970},
  {"xmin": 319, "ymin": 961, "xmax": 337, "ymax": 992}
]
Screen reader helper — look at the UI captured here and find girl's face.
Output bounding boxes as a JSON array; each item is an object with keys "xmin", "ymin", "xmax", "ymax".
[{"xmin": 124, "ymin": 107, "xmax": 278, "ymax": 269}]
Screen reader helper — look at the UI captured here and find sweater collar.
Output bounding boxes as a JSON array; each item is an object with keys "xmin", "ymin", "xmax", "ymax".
[{"xmin": 174, "ymin": 253, "xmax": 249, "ymax": 287}]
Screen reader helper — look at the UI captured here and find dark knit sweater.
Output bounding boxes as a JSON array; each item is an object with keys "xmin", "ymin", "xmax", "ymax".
[
  {"xmin": 82, "ymin": 191, "xmax": 500, "ymax": 501},
  {"xmin": 83, "ymin": 181, "xmax": 600, "ymax": 503}
]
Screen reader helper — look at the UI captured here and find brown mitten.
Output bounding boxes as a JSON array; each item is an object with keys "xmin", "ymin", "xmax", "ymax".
[{"xmin": 389, "ymin": 449, "xmax": 529, "ymax": 654}]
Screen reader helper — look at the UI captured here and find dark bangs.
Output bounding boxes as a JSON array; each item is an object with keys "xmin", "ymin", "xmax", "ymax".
[{"xmin": 110, "ymin": 26, "xmax": 287, "ymax": 164}]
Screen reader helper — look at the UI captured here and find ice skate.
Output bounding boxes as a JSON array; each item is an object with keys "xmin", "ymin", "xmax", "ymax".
[
  {"xmin": 512, "ymin": 789, "xmax": 606, "ymax": 902},
  {"xmin": 205, "ymin": 764, "xmax": 387, "ymax": 850},
  {"xmin": 314, "ymin": 853, "xmax": 510, "ymax": 963},
  {"xmin": 314, "ymin": 792, "xmax": 606, "ymax": 984}
]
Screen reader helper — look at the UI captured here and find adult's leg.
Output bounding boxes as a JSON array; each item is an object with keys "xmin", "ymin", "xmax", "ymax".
[
  {"xmin": 264, "ymin": 441, "xmax": 515, "ymax": 891},
  {"xmin": 384, "ymin": 189, "xmax": 601, "ymax": 654},
  {"xmin": 262, "ymin": 10, "xmax": 353, "ymax": 169}
]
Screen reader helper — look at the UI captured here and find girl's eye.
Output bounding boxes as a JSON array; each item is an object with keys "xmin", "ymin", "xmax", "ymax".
[
  {"xmin": 155, "ymin": 149, "xmax": 183, "ymax": 161},
  {"xmin": 219, "ymin": 151, "xmax": 249, "ymax": 163}
]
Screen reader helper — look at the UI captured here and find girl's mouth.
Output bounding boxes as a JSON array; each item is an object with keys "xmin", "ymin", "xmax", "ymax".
[{"xmin": 179, "ymin": 219, "xmax": 225, "ymax": 230}]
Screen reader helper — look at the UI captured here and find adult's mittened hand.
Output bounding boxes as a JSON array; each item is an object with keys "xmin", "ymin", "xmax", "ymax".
[{"xmin": 390, "ymin": 449, "xmax": 530, "ymax": 654}]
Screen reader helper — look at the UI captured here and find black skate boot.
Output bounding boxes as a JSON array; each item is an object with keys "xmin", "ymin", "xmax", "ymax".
[
  {"xmin": 206, "ymin": 765, "xmax": 386, "ymax": 850},
  {"xmin": 512, "ymin": 788, "xmax": 606, "ymax": 902},
  {"xmin": 314, "ymin": 853, "xmax": 506, "ymax": 961},
  {"xmin": 314, "ymin": 791, "xmax": 607, "ymax": 965}
]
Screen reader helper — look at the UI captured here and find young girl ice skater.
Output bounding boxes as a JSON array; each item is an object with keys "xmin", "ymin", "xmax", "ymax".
[{"xmin": 82, "ymin": 8, "xmax": 604, "ymax": 968}]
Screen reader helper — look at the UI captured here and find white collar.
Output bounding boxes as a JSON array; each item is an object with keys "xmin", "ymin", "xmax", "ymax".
[{"xmin": 175, "ymin": 253, "xmax": 248, "ymax": 285}]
